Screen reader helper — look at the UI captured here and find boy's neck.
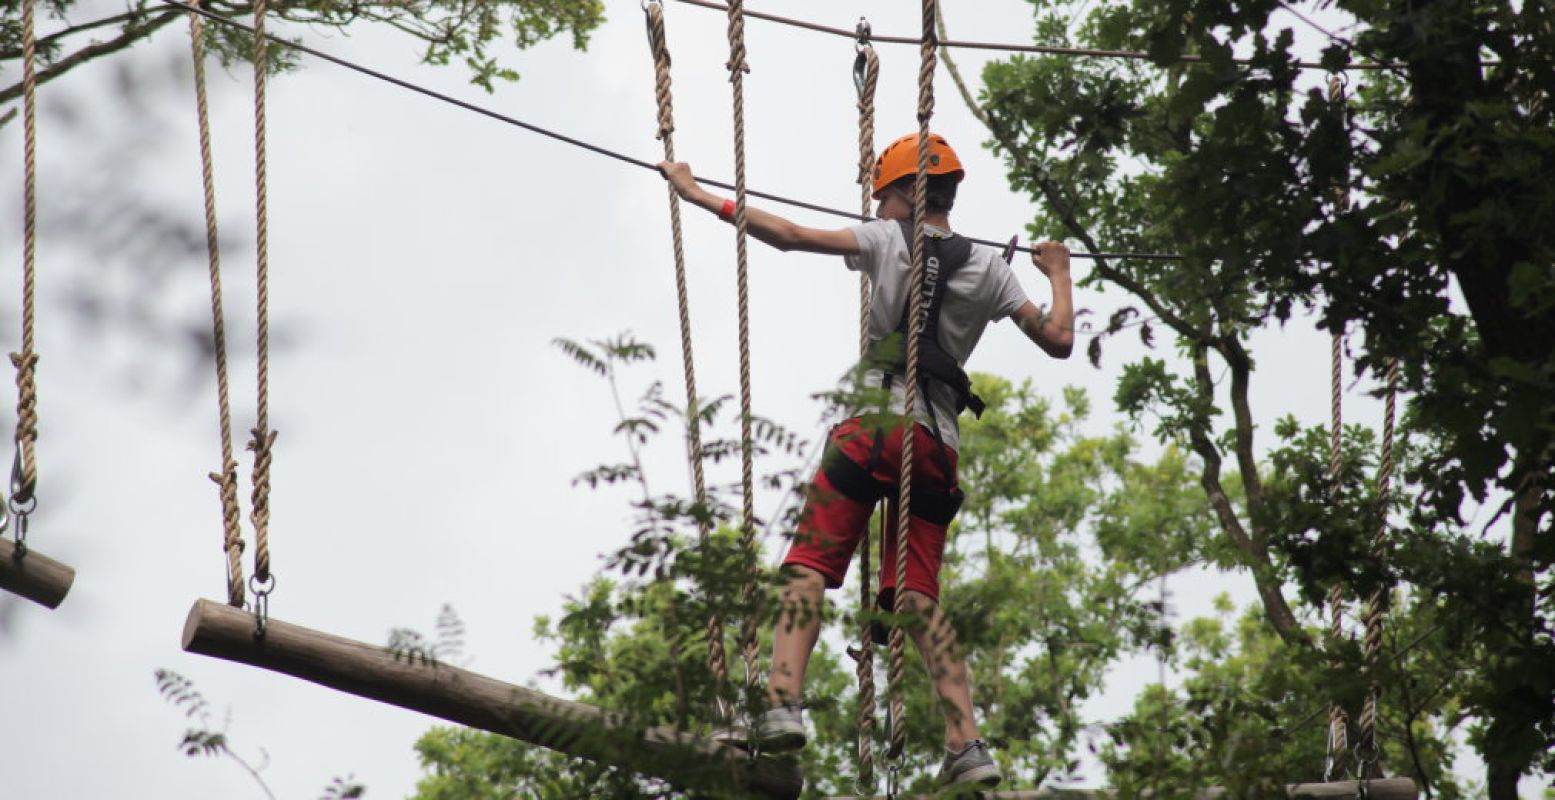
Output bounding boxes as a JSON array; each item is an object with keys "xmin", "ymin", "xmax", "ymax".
[{"xmin": 889, "ymin": 212, "xmax": 952, "ymax": 230}]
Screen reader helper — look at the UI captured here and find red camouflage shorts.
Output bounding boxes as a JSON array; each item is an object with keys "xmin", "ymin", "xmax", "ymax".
[{"xmin": 782, "ymin": 416, "xmax": 960, "ymax": 602}]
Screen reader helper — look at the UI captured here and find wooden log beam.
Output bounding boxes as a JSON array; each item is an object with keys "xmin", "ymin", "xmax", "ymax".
[
  {"xmin": 0, "ymin": 537, "xmax": 75, "ymax": 609},
  {"xmin": 822, "ymin": 777, "xmax": 1417, "ymax": 800},
  {"xmin": 182, "ymin": 598, "xmax": 802, "ymax": 799}
]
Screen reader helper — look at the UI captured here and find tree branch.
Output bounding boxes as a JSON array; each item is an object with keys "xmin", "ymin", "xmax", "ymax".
[
  {"xmin": 0, "ymin": 12, "xmax": 182, "ymax": 107},
  {"xmin": 0, "ymin": 10, "xmax": 154, "ymax": 60},
  {"xmin": 1218, "ymin": 334, "xmax": 1267, "ymax": 539},
  {"xmin": 1189, "ymin": 344, "xmax": 1306, "ymax": 645}
]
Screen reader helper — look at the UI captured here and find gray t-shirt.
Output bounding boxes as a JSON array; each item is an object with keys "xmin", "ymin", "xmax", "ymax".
[{"xmin": 844, "ymin": 219, "xmax": 1030, "ymax": 450}]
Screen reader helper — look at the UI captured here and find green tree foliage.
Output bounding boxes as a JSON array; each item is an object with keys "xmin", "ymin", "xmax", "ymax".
[
  {"xmin": 409, "ymin": 364, "xmax": 1479, "ymax": 797},
  {"xmin": 962, "ymin": 0, "xmax": 1552, "ymax": 793},
  {"xmin": 0, "ymin": 0, "xmax": 605, "ymax": 106}
]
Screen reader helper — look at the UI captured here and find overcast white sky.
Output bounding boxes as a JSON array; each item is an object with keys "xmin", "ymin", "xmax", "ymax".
[{"xmin": 3, "ymin": 1, "xmax": 1501, "ymax": 797}]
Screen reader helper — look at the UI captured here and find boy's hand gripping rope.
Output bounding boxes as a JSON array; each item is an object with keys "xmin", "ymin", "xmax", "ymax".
[
  {"xmin": 643, "ymin": 0, "xmax": 732, "ymax": 718},
  {"xmin": 186, "ymin": 0, "xmax": 248, "ymax": 609},
  {"xmin": 888, "ymin": 0, "xmax": 939, "ymax": 762}
]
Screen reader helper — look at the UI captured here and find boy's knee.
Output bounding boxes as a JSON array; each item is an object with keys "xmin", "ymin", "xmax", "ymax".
[{"xmin": 781, "ymin": 564, "xmax": 828, "ymax": 594}]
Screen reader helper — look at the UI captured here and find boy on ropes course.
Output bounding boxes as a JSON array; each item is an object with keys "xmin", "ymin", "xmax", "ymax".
[{"xmin": 659, "ymin": 131, "xmax": 1074, "ymax": 789}]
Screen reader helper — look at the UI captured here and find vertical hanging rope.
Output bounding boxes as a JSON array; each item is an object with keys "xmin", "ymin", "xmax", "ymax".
[
  {"xmin": 1323, "ymin": 74, "xmax": 1349, "ymax": 782},
  {"xmin": 643, "ymin": 0, "xmax": 730, "ymax": 707},
  {"xmin": 723, "ymin": 0, "xmax": 762, "ymax": 698},
  {"xmin": 187, "ymin": 0, "xmax": 247, "ymax": 609},
  {"xmin": 853, "ymin": 22, "xmax": 880, "ymax": 787},
  {"xmin": 248, "ymin": 0, "xmax": 278, "ymax": 588},
  {"xmin": 1325, "ymin": 333, "xmax": 1349, "ymax": 779},
  {"xmin": 11, "ymin": 0, "xmax": 41, "ymax": 506},
  {"xmin": 855, "ymin": 30, "xmax": 879, "ymax": 357},
  {"xmin": 888, "ymin": 0, "xmax": 938, "ymax": 763},
  {"xmin": 1358, "ymin": 359, "xmax": 1399, "ymax": 776}
]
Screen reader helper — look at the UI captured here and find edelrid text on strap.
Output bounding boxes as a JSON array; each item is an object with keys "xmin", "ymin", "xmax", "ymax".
[{"xmin": 864, "ymin": 220, "xmax": 987, "ymax": 419}]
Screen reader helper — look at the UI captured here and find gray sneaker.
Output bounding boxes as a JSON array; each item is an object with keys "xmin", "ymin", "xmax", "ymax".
[
  {"xmin": 937, "ymin": 739, "xmax": 1002, "ymax": 788},
  {"xmin": 753, "ymin": 703, "xmax": 807, "ymax": 752}
]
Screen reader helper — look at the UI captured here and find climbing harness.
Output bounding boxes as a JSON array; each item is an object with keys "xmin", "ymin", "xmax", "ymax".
[{"xmin": 866, "ymin": 221, "xmax": 987, "ymax": 419}]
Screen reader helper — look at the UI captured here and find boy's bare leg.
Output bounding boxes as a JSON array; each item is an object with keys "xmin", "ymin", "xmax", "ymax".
[
  {"xmin": 898, "ymin": 588, "xmax": 979, "ymax": 751},
  {"xmin": 768, "ymin": 565, "xmax": 826, "ymax": 707}
]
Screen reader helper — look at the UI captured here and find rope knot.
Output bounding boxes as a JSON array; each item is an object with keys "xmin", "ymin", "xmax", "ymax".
[
  {"xmin": 9, "ymin": 351, "xmax": 39, "ymax": 439},
  {"xmin": 725, "ymin": 52, "xmax": 750, "ymax": 77}
]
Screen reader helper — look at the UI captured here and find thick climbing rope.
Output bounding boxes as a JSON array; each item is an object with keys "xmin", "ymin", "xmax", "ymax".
[
  {"xmin": 11, "ymin": 0, "xmax": 41, "ymax": 511},
  {"xmin": 642, "ymin": 0, "xmax": 731, "ymax": 714},
  {"xmin": 248, "ymin": 0, "xmax": 278, "ymax": 619},
  {"xmin": 1324, "ymin": 321, "xmax": 1349, "ymax": 780},
  {"xmin": 1358, "ymin": 359, "xmax": 1399, "ymax": 777},
  {"xmin": 1324, "ymin": 158, "xmax": 1349, "ymax": 776},
  {"xmin": 186, "ymin": 0, "xmax": 247, "ymax": 609},
  {"xmin": 1324, "ymin": 73, "xmax": 1396, "ymax": 781},
  {"xmin": 887, "ymin": 0, "xmax": 939, "ymax": 763},
  {"xmin": 722, "ymin": 0, "xmax": 762, "ymax": 700},
  {"xmin": 853, "ymin": 18, "xmax": 880, "ymax": 788}
]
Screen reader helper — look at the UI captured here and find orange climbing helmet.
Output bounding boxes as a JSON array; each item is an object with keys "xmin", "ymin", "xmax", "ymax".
[{"xmin": 871, "ymin": 132, "xmax": 965, "ymax": 198}]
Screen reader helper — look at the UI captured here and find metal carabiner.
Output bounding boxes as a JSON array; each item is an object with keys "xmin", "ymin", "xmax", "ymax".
[
  {"xmin": 1002, "ymin": 234, "xmax": 1020, "ymax": 264},
  {"xmin": 249, "ymin": 572, "xmax": 277, "ymax": 641},
  {"xmin": 8, "ymin": 448, "xmax": 34, "ymax": 513},
  {"xmin": 642, "ymin": 0, "xmax": 666, "ymax": 60},
  {"xmin": 852, "ymin": 19, "xmax": 873, "ymax": 96}
]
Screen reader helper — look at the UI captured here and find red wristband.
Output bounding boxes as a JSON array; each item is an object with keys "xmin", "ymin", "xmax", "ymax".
[{"xmin": 719, "ymin": 198, "xmax": 736, "ymax": 221}]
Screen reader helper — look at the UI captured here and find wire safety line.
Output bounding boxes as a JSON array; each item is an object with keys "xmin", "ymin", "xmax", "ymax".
[
  {"xmin": 888, "ymin": 0, "xmax": 940, "ymax": 764},
  {"xmin": 155, "ymin": 1, "xmax": 1179, "ymax": 265},
  {"xmin": 643, "ymin": 0, "xmax": 732, "ymax": 720},
  {"xmin": 11, "ymin": 0, "xmax": 41, "ymax": 513},
  {"xmin": 853, "ymin": 17, "xmax": 880, "ymax": 790},
  {"xmin": 248, "ymin": 0, "xmax": 279, "ymax": 631},
  {"xmin": 185, "ymin": 0, "xmax": 248, "ymax": 609},
  {"xmin": 670, "ymin": 0, "xmax": 1427, "ymax": 71},
  {"xmin": 720, "ymin": 0, "xmax": 765, "ymax": 705}
]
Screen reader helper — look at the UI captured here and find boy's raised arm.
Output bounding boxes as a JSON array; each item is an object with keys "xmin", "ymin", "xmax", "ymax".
[
  {"xmin": 1011, "ymin": 240, "xmax": 1075, "ymax": 359},
  {"xmin": 659, "ymin": 161, "xmax": 860, "ymax": 256}
]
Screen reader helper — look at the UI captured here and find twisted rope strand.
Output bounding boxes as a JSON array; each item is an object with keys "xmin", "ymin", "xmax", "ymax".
[
  {"xmin": 856, "ymin": 43, "xmax": 879, "ymax": 358},
  {"xmin": 11, "ymin": 0, "xmax": 41, "ymax": 503},
  {"xmin": 248, "ymin": 0, "xmax": 276, "ymax": 585},
  {"xmin": 1326, "ymin": 330, "xmax": 1348, "ymax": 778},
  {"xmin": 1324, "ymin": 74, "xmax": 1351, "ymax": 780},
  {"xmin": 889, "ymin": 0, "xmax": 938, "ymax": 763},
  {"xmin": 854, "ymin": 34, "xmax": 880, "ymax": 787},
  {"xmin": 723, "ymin": 0, "xmax": 763, "ymax": 698},
  {"xmin": 645, "ymin": 0, "xmax": 729, "ymax": 703},
  {"xmin": 187, "ymin": 0, "xmax": 247, "ymax": 608},
  {"xmin": 1358, "ymin": 359, "xmax": 1399, "ymax": 774}
]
